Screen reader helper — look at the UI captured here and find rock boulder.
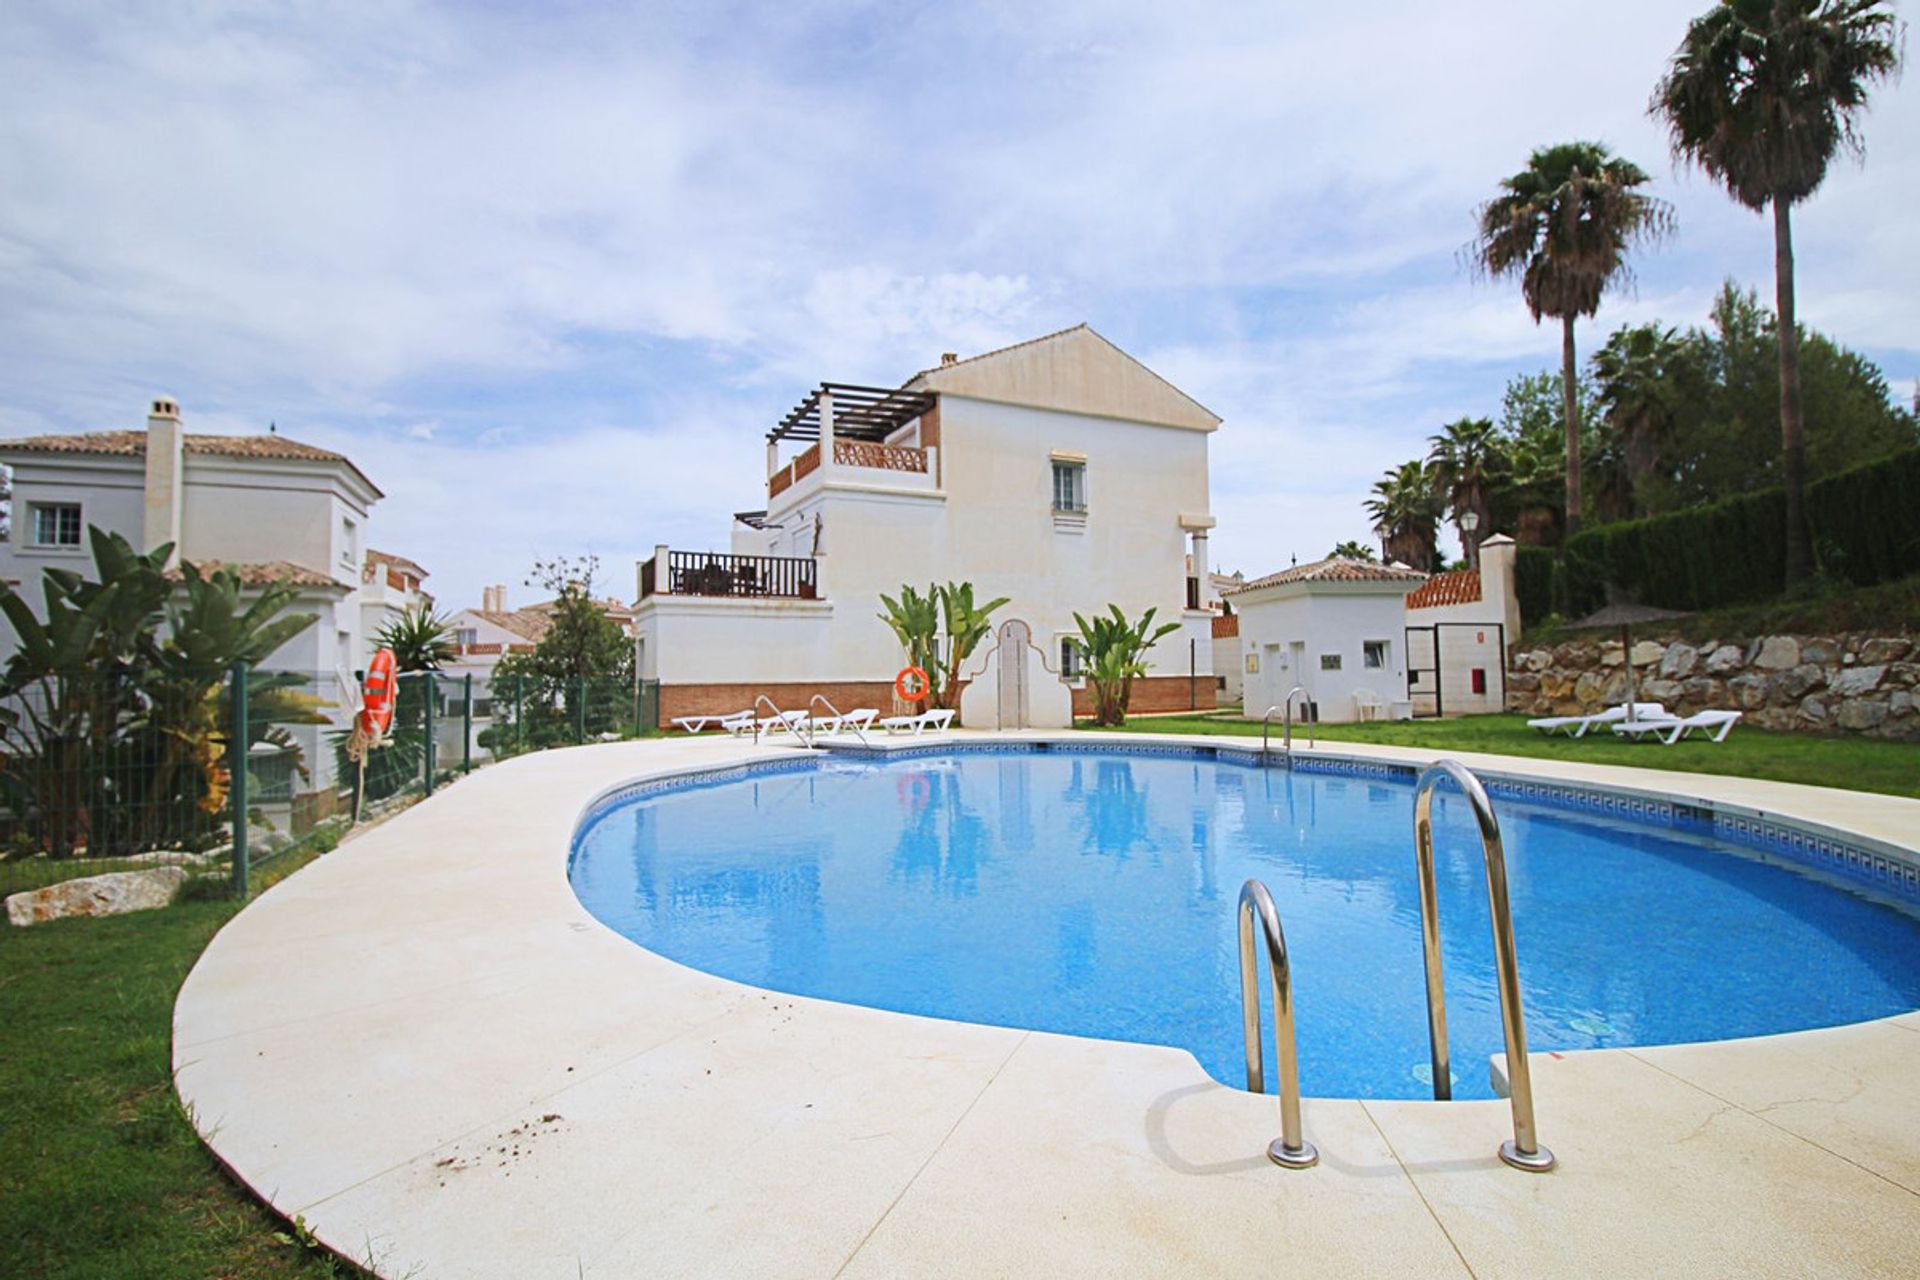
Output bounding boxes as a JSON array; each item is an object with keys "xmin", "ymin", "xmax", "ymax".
[{"xmin": 6, "ymin": 867, "xmax": 187, "ymax": 928}]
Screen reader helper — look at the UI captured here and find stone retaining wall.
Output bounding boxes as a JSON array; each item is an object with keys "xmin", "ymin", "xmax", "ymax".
[{"xmin": 1507, "ymin": 634, "xmax": 1919, "ymax": 739}]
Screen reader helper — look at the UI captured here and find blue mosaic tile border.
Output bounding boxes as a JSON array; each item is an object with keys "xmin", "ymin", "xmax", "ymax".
[{"xmin": 572, "ymin": 738, "xmax": 1920, "ymax": 910}]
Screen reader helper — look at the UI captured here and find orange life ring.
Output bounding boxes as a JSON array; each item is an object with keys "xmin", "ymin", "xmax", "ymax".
[
  {"xmin": 359, "ymin": 648, "xmax": 398, "ymax": 737},
  {"xmin": 894, "ymin": 665, "xmax": 930, "ymax": 703}
]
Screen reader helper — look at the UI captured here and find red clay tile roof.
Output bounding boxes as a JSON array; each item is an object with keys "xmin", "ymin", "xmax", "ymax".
[
  {"xmin": 173, "ymin": 559, "xmax": 347, "ymax": 589},
  {"xmin": 1227, "ymin": 556, "xmax": 1427, "ymax": 595},
  {"xmin": 1405, "ymin": 568, "xmax": 1483, "ymax": 610},
  {"xmin": 365, "ymin": 549, "xmax": 429, "ymax": 578},
  {"xmin": 2, "ymin": 429, "xmax": 382, "ymax": 495}
]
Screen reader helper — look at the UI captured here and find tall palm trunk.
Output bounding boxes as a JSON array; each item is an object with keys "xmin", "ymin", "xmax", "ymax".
[
  {"xmin": 1774, "ymin": 197, "xmax": 1812, "ymax": 585},
  {"xmin": 1561, "ymin": 314, "xmax": 1582, "ymax": 538}
]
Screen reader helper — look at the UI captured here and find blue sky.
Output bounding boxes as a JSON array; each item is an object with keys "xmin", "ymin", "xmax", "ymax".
[{"xmin": 3, "ymin": 1, "xmax": 1914, "ymax": 607}]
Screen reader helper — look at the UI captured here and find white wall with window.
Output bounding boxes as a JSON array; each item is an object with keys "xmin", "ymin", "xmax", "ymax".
[{"xmin": 1229, "ymin": 572, "xmax": 1421, "ymax": 723}]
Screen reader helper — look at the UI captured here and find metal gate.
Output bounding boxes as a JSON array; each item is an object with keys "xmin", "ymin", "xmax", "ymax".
[
  {"xmin": 1403, "ymin": 622, "xmax": 1507, "ymax": 718},
  {"xmin": 995, "ymin": 619, "xmax": 1032, "ymax": 729}
]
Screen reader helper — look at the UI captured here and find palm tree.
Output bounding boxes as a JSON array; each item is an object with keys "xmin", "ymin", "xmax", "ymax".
[
  {"xmin": 1469, "ymin": 142, "xmax": 1673, "ymax": 538},
  {"xmin": 1652, "ymin": 0, "xmax": 1904, "ymax": 584},
  {"xmin": 376, "ymin": 604, "xmax": 456, "ymax": 672},
  {"xmin": 1427, "ymin": 417, "xmax": 1508, "ymax": 569},
  {"xmin": 1364, "ymin": 460, "xmax": 1442, "ymax": 572},
  {"xmin": 1592, "ymin": 324, "xmax": 1685, "ymax": 514},
  {"xmin": 1329, "ymin": 540, "xmax": 1378, "ymax": 561}
]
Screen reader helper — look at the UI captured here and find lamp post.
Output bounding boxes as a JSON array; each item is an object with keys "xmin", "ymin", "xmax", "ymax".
[{"xmin": 1460, "ymin": 509, "xmax": 1481, "ymax": 570}]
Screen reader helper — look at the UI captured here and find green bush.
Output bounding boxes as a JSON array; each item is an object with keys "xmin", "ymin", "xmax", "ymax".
[
  {"xmin": 1514, "ymin": 546, "xmax": 1557, "ymax": 624},
  {"xmin": 1558, "ymin": 447, "xmax": 1920, "ymax": 613}
]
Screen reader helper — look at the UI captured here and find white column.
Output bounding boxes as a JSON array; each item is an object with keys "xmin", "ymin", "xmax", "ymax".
[
  {"xmin": 652, "ymin": 544, "xmax": 671, "ymax": 596},
  {"xmin": 819, "ymin": 390, "xmax": 835, "ymax": 475},
  {"xmin": 766, "ymin": 438, "xmax": 780, "ymax": 478},
  {"xmin": 1192, "ymin": 530, "xmax": 1212, "ymax": 606}
]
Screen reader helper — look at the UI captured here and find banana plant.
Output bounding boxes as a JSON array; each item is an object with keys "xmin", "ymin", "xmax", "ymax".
[
  {"xmin": 1070, "ymin": 605, "xmax": 1181, "ymax": 727},
  {"xmin": 934, "ymin": 581, "xmax": 1010, "ymax": 709},
  {"xmin": 878, "ymin": 584, "xmax": 941, "ymax": 690}
]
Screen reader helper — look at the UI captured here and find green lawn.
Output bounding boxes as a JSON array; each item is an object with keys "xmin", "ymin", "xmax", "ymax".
[
  {"xmin": 1092, "ymin": 712, "xmax": 1920, "ymax": 800},
  {"xmin": 0, "ymin": 849, "xmax": 356, "ymax": 1280}
]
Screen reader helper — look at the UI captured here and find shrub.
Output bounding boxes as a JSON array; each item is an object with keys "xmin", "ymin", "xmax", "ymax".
[{"xmin": 1558, "ymin": 446, "xmax": 1920, "ymax": 613}]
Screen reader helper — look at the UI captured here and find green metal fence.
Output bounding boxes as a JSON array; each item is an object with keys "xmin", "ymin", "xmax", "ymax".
[{"xmin": 1, "ymin": 663, "xmax": 660, "ymax": 903}]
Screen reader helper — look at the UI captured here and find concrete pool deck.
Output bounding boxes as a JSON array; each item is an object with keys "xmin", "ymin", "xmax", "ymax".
[{"xmin": 173, "ymin": 732, "xmax": 1920, "ymax": 1278}]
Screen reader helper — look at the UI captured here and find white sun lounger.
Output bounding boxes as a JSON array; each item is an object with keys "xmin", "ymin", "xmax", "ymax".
[
  {"xmin": 807, "ymin": 708, "xmax": 878, "ymax": 742},
  {"xmin": 878, "ymin": 708, "xmax": 955, "ymax": 736},
  {"xmin": 673, "ymin": 711, "xmax": 752, "ymax": 734},
  {"xmin": 1526, "ymin": 703, "xmax": 1666, "ymax": 738},
  {"xmin": 1612, "ymin": 709, "xmax": 1743, "ymax": 745}
]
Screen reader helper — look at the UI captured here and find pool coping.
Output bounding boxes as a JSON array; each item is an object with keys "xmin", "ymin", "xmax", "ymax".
[{"xmin": 172, "ymin": 732, "xmax": 1920, "ymax": 1278}]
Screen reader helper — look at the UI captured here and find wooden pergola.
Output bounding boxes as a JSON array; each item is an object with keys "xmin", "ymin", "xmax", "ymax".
[{"xmin": 766, "ymin": 383, "xmax": 936, "ymax": 444}]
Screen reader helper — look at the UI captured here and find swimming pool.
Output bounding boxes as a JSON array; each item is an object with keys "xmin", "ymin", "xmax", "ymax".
[{"xmin": 568, "ymin": 746, "xmax": 1920, "ymax": 1100}]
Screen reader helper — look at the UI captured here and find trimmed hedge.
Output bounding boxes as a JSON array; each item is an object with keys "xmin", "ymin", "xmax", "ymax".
[
  {"xmin": 1515, "ymin": 545, "xmax": 1556, "ymax": 625},
  {"xmin": 1559, "ymin": 447, "xmax": 1920, "ymax": 615}
]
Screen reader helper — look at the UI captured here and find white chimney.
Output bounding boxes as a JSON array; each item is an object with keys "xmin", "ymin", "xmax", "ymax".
[{"xmin": 143, "ymin": 397, "xmax": 184, "ymax": 568}]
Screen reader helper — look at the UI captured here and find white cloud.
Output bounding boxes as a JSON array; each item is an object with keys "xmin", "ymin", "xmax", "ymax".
[{"xmin": 1, "ymin": 0, "xmax": 1913, "ymax": 603}]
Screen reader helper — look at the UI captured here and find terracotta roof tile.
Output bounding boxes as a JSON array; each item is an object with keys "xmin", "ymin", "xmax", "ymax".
[
  {"xmin": 1, "ymin": 429, "xmax": 382, "ymax": 495},
  {"xmin": 1405, "ymin": 568, "xmax": 1483, "ymax": 610},
  {"xmin": 1226, "ymin": 556, "xmax": 1427, "ymax": 595},
  {"xmin": 365, "ymin": 549, "xmax": 429, "ymax": 578},
  {"xmin": 172, "ymin": 559, "xmax": 346, "ymax": 589}
]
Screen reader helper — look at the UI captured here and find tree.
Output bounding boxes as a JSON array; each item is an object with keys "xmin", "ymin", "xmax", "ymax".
[
  {"xmin": 1329, "ymin": 540, "xmax": 1377, "ymax": 561},
  {"xmin": 1364, "ymin": 460, "xmax": 1441, "ymax": 571},
  {"xmin": 1592, "ymin": 324, "xmax": 1687, "ymax": 514},
  {"xmin": 1070, "ymin": 605, "xmax": 1180, "ymax": 727},
  {"xmin": 1427, "ymin": 417, "xmax": 1508, "ymax": 568},
  {"xmin": 1653, "ymin": 0, "xmax": 1904, "ymax": 584},
  {"xmin": 376, "ymin": 604, "xmax": 456, "ymax": 672},
  {"xmin": 1470, "ymin": 142, "xmax": 1673, "ymax": 540},
  {"xmin": 878, "ymin": 582, "xmax": 1009, "ymax": 711},
  {"xmin": 484, "ymin": 556, "xmax": 636, "ymax": 749}
]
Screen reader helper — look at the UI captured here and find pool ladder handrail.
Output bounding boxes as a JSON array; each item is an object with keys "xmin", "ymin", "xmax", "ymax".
[
  {"xmin": 800, "ymin": 693, "xmax": 871, "ymax": 750},
  {"xmin": 1411, "ymin": 759, "xmax": 1556, "ymax": 1172},
  {"xmin": 1237, "ymin": 879, "xmax": 1318, "ymax": 1169},
  {"xmin": 1258, "ymin": 685, "xmax": 1315, "ymax": 765},
  {"xmin": 751, "ymin": 694, "xmax": 796, "ymax": 745}
]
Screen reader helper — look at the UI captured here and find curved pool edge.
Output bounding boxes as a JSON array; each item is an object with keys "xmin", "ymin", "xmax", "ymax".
[{"xmin": 173, "ymin": 732, "xmax": 1920, "ymax": 1279}]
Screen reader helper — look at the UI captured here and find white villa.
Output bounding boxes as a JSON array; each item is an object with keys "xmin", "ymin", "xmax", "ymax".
[
  {"xmin": 634, "ymin": 325, "xmax": 1222, "ymax": 728},
  {"xmin": 0, "ymin": 397, "xmax": 426, "ymax": 796}
]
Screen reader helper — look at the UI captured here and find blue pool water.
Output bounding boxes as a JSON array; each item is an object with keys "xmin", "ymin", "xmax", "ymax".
[{"xmin": 568, "ymin": 749, "xmax": 1920, "ymax": 1100}]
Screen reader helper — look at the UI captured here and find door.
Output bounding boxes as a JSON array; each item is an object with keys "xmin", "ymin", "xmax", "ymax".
[
  {"xmin": 997, "ymin": 619, "xmax": 1031, "ymax": 729},
  {"xmin": 1287, "ymin": 641, "xmax": 1308, "ymax": 705}
]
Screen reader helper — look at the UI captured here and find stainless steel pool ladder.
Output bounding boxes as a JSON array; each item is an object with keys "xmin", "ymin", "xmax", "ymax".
[
  {"xmin": 1237, "ymin": 879, "xmax": 1318, "ymax": 1169},
  {"xmin": 751, "ymin": 694, "xmax": 790, "ymax": 745},
  {"xmin": 800, "ymin": 693, "xmax": 871, "ymax": 749},
  {"xmin": 1258, "ymin": 685, "xmax": 1315, "ymax": 766},
  {"xmin": 1411, "ymin": 760, "xmax": 1556, "ymax": 1172}
]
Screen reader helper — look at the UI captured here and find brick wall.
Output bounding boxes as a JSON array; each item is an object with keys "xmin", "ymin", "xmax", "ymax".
[{"xmin": 1070, "ymin": 675, "xmax": 1216, "ymax": 718}]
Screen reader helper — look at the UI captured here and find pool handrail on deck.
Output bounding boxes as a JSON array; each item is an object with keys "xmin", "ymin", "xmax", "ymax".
[
  {"xmin": 1237, "ymin": 878, "xmax": 1318, "ymax": 1169},
  {"xmin": 1411, "ymin": 759, "xmax": 1555, "ymax": 1172}
]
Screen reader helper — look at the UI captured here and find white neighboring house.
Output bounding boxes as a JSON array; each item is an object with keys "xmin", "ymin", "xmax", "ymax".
[
  {"xmin": 1401, "ymin": 534, "xmax": 1521, "ymax": 716},
  {"xmin": 634, "ymin": 324, "xmax": 1221, "ymax": 728},
  {"xmin": 1208, "ymin": 569, "xmax": 1246, "ymax": 705},
  {"xmin": 0, "ymin": 397, "xmax": 416, "ymax": 799},
  {"xmin": 1226, "ymin": 557, "xmax": 1427, "ymax": 723},
  {"xmin": 443, "ymin": 585, "xmax": 640, "ymax": 755}
]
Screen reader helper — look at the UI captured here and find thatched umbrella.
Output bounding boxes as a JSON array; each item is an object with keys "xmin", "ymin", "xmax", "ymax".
[{"xmin": 1567, "ymin": 602, "xmax": 1690, "ymax": 715}]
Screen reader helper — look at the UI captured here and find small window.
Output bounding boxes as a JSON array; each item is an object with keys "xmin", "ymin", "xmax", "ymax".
[
  {"xmin": 30, "ymin": 502, "xmax": 82, "ymax": 548},
  {"xmin": 1363, "ymin": 640, "xmax": 1390, "ymax": 670},
  {"xmin": 340, "ymin": 517, "xmax": 356, "ymax": 568},
  {"xmin": 1319, "ymin": 653, "xmax": 1342, "ymax": 671},
  {"xmin": 1051, "ymin": 460, "xmax": 1087, "ymax": 514},
  {"xmin": 454, "ymin": 628, "xmax": 477, "ymax": 648},
  {"xmin": 1060, "ymin": 636, "xmax": 1085, "ymax": 679}
]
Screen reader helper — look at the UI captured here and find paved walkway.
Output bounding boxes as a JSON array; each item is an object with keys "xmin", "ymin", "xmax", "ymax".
[{"xmin": 173, "ymin": 734, "xmax": 1920, "ymax": 1278}]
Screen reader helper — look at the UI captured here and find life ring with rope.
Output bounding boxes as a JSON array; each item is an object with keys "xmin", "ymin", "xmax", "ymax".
[
  {"xmin": 359, "ymin": 648, "xmax": 398, "ymax": 739},
  {"xmin": 894, "ymin": 665, "xmax": 930, "ymax": 703}
]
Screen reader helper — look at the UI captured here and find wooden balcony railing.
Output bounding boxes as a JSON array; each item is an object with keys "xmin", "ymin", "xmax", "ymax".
[
  {"xmin": 642, "ymin": 551, "xmax": 817, "ymax": 600},
  {"xmin": 768, "ymin": 440, "xmax": 926, "ymax": 497}
]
